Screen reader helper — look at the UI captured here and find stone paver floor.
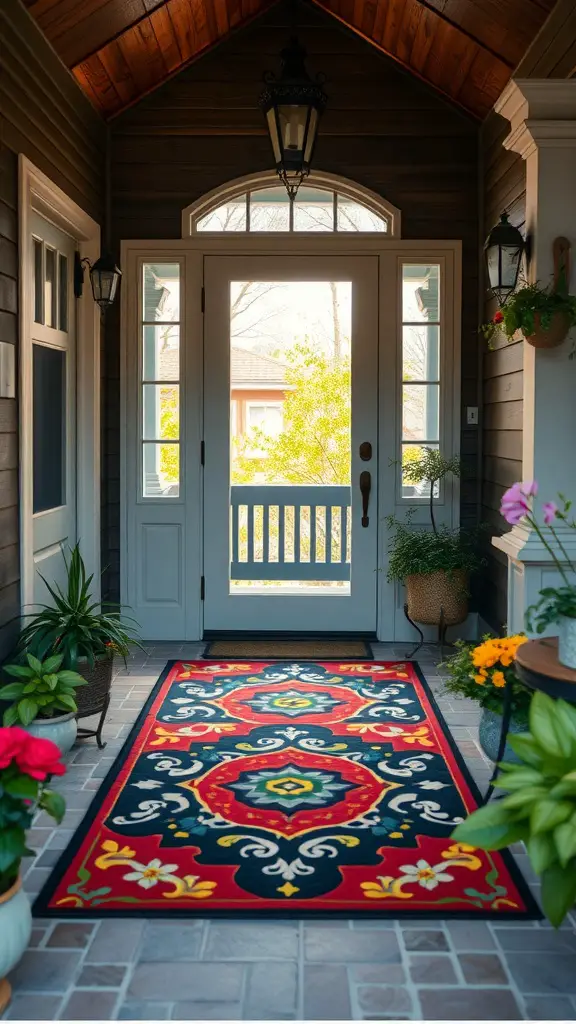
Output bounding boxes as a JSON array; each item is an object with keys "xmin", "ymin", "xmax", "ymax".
[{"xmin": 5, "ymin": 642, "xmax": 576, "ymax": 1021}]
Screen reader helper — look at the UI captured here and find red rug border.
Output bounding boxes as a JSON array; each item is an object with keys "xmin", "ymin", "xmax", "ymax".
[{"xmin": 33, "ymin": 659, "xmax": 542, "ymax": 920}]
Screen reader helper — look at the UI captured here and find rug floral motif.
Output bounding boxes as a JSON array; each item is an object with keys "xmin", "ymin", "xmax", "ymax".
[{"xmin": 34, "ymin": 661, "xmax": 537, "ymax": 917}]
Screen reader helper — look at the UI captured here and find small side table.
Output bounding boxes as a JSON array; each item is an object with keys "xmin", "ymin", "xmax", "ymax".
[{"xmin": 482, "ymin": 637, "xmax": 576, "ymax": 803}]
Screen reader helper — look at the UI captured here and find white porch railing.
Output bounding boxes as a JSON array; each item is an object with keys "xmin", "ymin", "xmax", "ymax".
[{"xmin": 230, "ymin": 485, "xmax": 351, "ymax": 581}]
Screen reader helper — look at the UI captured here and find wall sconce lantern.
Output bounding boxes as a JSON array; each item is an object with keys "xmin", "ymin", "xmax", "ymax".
[
  {"xmin": 259, "ymin": 37, "xmax": 327, "ymax": 200},
  {"xmin": 484, "ymin": 212, "xmax": 525, "ymax": 304},
  {"xmin": 74, "ymin": 252, "xmax": 122, "ymax": 309}
]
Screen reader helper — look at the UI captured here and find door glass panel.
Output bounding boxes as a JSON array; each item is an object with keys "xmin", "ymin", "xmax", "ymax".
[
  {"xmin": 402, "ymin": 384, "xmax": 440, "ymax": 442},
  {"xmin": 143, "ymin": 325, "xmax": 180, "ymax": 381},
  {"xmin": 33, "ymin": 344, "xmax": 65, "ymax": 513},
  {"xmin": 33, "ymin": 239, "xmax": 43, "ymax": 324},
  {"xmin": 59, "ymin": 254, "xmax": 68, "ymax": 332},
  {"xmin": 402, "ymin": 264, "xmax": 440, "ymax": 322},
  {"xmin": 143, "ymin": 443, "xmax": 179, "ymax": 497},
  {"xmin": 402, "ymin": 325, "xmax": 439, "ymax": 381},
  {"xmin": 143, "ymin": 264, "xmax": 180, "ymax": 321},
  {"xmin": 293, "ymin": 188, "xmax": 334, "ymax": 231},
  {"xmin": 249, "ymin": 188, "xmax": 290, "ymax": 232},
  {"xmin": 229, "ymin": 279, "xmax": 352, "ymax": 594},
  {"xmin": 44, "ymin": 247, "xmax": 56, "ymax": 328},
  {"xmin": 143, "ymin": 384, "xmax": 179, "ymax": 440}
]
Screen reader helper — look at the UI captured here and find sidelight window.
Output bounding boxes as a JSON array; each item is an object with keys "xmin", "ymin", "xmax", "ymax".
[
  {"xmin": 141, "ymin": 263, "xmax": 181, "ymax": 498},
  {"xmin": 401, "ymin": 264, "xmax": 441, "ymax": 498}
]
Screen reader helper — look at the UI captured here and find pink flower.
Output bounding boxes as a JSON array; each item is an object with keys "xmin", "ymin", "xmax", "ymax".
[
  {"xmin": 543, "ymin": 501, "xmax": 559, "ymax": 525},
  {"xmin": 501, "ymin": 483, "xmax": 531, "ymax": 525},
  {"xmin": 522, "ymin": 480, "xmax": 538, "ymax": 497}
]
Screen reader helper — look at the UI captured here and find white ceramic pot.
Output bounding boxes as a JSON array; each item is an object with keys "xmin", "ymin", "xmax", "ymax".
[
  {"xmin": 26, "ymin": 712, "xmax": 77, "ymax": 754},
  {"xmin": 558, "ymin": 615, "xmax": 576, "ymax": 670},
  {"xmin": 0, "ymin": 878, "xmax": 32, "ymax": 1014}
]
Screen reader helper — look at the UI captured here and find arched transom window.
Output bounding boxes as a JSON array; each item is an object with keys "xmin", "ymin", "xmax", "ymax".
[{"xmin": 182, "ymin": 172, "xmax": 400, "ymax": 236}]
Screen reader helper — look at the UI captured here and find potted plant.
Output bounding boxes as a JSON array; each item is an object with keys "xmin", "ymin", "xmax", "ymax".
[
  {"xmin": 440, "ymin": 634, "xmax": 530, "ymax": 762},
  {"xmin": 500, "ymin": 483, "xmax": 576, "ymax": 668},
  {"xmin": 17, "ymin": 545, "xmax": 144, "ymax": 715},
  {"xmin": 0, "ymin": 654, "xmax": 86, "ymax": 754},
  {"xmin": 481, "ymin": 282, "xmax": 576, "ymax": 350},
  {"xmin": 386, "ymin": 449, "xmax": 481, "ymax": 627},
  {"xmin": 452, "ymin": 690, "xmax": 576, "ymax": 928},
  {"xmin": 0, "ymin": 727, "xmax": 66, "ymax": 1012}
]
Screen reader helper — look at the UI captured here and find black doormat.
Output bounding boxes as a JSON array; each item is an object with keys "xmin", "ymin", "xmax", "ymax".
[{"xmin": 203, "ymin": 638, "xmax": 373, "ymax": 659}]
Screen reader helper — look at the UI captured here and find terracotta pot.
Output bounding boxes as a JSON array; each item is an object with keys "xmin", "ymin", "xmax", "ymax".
[
  {"xmin": 75, "ymin": 657, "xmax": 114, "ymax": 717},
  {"xmin": 405, "ymin": 568, "xmax": 469, "ymax": 626},
  {"xmin": 0, "ymin": 877, "xmax": 32, "ymax": 1015},
  {"xmin": 26, "ymin": 711, "xmax": 77, "ymax": 755},
  {"xmin": 525, "ymin": 311, "xmax": 570, "ymax": 349}
]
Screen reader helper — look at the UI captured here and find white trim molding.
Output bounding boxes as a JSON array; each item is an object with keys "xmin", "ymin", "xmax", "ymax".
[
  {"xmin": 491, "ymin": 80, "xmax": 576, "ymax": 634},
  {"xmin": 181, "ymin": 170, "xmax": 402, "ymax": 238},
  {"xmin": 18, "ymin": 157, "xmax": 101, "ymax": 608}
]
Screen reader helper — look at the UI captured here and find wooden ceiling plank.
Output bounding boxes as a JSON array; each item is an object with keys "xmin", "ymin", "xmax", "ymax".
[
  {"xmin": 395, "ymin": 0, "xmax": 423, "ymax": 66},
  {"xmin": 409, "ymin": 5, "xmax": 437, "ymax": 73},
  {"xmin": 380, "ymin": 0, "xmax": 405, "ymax": 54},
  {"xmin": 98, "ymin": 39, "xmax": 142, "ymax": 105},
  {"xmin": 418, "ymin": 0, "xmax": 548, "ymax": 68},
  {"xmin": 116, "ymin": 20, "xmax": 168, "ymax": 94},
  {"xmin": 33, "ymin": 0, "xmax": 152, "ymax": 66},
  {"xmin": 166, "ymin": 0, "xmax": 198, "ymax": 60},
  {"xmin": 74, "ymin": 53, "xmax": 124, "ymax": 115},
  {"xmin": 149, "ymin": 3, "xmax": 184, "ymax": 69}
]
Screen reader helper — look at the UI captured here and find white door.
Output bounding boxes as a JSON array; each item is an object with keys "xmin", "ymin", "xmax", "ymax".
[
  {"xmin": 203, "ymin": 254, "xmax": 379, "ymax": 633},
  {"xmin": 29, "ymin": 212, "xmax": 76, "ymax": 605}
]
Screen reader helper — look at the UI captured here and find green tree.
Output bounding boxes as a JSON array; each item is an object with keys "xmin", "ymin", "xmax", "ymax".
[{"xmin": 232, "ymin": 343, "xmax": 351, "ymax": 485}]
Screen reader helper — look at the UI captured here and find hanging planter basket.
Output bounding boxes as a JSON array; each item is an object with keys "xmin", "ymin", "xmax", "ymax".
[{"xmin": 525, "ymin": 311, "xmax": 570, "ymax": 349}]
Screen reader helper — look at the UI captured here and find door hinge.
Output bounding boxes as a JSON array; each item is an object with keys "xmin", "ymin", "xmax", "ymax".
[
  {"xmin": 200, "ymin": 440, "xmax": 205, "ymax": 466},
  {"xmin": 201, "ymin": 286, "xmax": 205, "ymax": 313},
  {"xmin": 200, "ymin": 575, "xmax": 205, "ymax": 600}
]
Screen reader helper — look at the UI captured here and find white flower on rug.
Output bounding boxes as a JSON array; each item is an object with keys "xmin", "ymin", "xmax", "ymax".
[
  {"xmin": 123, "ymin": 858, "xmax": 179, "ymax": 889},
  {"xmin": 398, "ymin": 859, "xmax": 454, "ymax": 890},
  {"xmin": 131, "ymin": 780, "xmax": 163, "ymax": 790}
]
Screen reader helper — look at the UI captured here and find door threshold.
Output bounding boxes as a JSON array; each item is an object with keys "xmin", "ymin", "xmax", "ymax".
[{"xmin": 202, "ymin": 629, "xmax": 377, "ymax": 640}]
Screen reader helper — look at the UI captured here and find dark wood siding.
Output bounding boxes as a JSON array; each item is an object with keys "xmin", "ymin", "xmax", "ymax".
[
  {"xmin": 0, "ymin": 145, "xmax": 19, "ymax": 660},
  {"xmin": 477, "ymin": 0, "xmax": 576, "ymax": 630},
  {"xmin": 104, "ymin": 0, "xmax": 480, "ymax": 603},
  {"xmin": 0, "ymin": 0, "xmax": 105, "ymax": 656}
]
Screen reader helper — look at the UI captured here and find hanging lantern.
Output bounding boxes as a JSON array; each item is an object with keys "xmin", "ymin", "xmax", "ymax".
[
  {"xmin": 74, "ymin": 252, "xmax": 122, "ymax": 309},
  {"xmin": 484, "ymin": 212, "xmax": 525, "ymax": 304},
  {"xmin": 260, "ymin": 37, "xmax": 327, "ymax": 200}
]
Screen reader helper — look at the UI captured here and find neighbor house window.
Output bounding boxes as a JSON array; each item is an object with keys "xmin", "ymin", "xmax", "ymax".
[
  {"xmin": 195, "ymin": 186, "xmax": 388, "ymax": 234},
  {"xmin": 245, "ymin": 401, "xmax": 283, "ymax": 457},
  {"xmin": 141, "ymin": 263, "xmax": 181, "ymax": 498},
  {"xmin": 401, "ymin": 264, "xmax": 441, "ymax": 498}
]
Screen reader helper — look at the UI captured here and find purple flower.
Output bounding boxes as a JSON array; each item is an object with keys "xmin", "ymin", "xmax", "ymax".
[
  {"xmin": 501, "ymin": 482, "xmax": 532, "ymax": 525},
  {"xmin": 543, "ymin": 501, "xmax": 559, "ymax": 525}
]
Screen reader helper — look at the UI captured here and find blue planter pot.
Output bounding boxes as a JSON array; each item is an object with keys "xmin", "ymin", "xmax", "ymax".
[{"xmin": 478, "ymin": 708, "xmax": 528, "ymax": 764}]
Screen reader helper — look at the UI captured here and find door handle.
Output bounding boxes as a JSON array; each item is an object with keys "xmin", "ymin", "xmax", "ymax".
[{"xmin": 360, "ymin": 470, "xmax": 371, "ymax": 528}]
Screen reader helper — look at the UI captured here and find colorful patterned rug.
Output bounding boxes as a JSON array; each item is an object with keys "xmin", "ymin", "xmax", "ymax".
[{"xmin": 34, "ymin": 661, "xmax": 539, "ymax": 919}]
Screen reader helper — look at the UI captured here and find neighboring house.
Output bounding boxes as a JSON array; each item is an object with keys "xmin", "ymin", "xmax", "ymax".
[{"xmin": 230, "ymin": 347, "xmax": 289, "ymax": 447}]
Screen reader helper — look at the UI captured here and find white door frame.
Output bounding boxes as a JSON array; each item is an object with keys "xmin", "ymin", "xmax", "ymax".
[
  {"xmin": 19, "ymin": 157, "xmax": 101, "ymax": 608},
  {"xmin": 121, "ymin": 236, "xmax": 461, "ymax": 642}
]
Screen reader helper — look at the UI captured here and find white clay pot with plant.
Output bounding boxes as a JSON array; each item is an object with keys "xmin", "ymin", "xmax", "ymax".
[
  {"xmin": 0, "ymin": 654, "xmax": 86, "ymax": 755},
  {"xmin": 0, "ymin": 726, "xmax": 66, "ymax": 1013}
]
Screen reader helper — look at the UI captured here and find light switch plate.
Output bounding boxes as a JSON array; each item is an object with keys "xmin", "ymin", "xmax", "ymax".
[
  {"xmin": 0, "ymin": 342, "xmax": 15, "ymax": 398},
  {"xmin": 466, "ymin": 406, "xmax": 478, "ymax": 425}
]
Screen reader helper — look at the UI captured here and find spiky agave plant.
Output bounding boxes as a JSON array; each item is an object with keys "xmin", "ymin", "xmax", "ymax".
[{"xmin": 17, "ymin": 544, "xmax": 144, "ymax": 669}]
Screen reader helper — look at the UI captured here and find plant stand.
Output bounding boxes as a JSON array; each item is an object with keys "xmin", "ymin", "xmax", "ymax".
[
  {"xmin": 76, "ymin": 692, "xmax": 110, "ymax": 749},
  {"xmin": 403, "ymin": 603, "xmax": 452, "ymax": 659},
  {"xmin": 482, "ymin": 637, "xmax": 576, "ymax": 804}
]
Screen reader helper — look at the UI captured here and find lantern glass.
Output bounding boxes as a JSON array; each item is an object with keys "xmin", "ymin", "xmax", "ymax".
[
  {"xmin": 484, "ymin": 213, "xmax": 524, "ymax": 303},
  {"xmin": 89, "ymin": 256, "xmax": 121, "ymax": 309}
]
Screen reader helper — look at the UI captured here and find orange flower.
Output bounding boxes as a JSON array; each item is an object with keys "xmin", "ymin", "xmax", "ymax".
[{"xmin": 492, "ymin": 670, "xmax": 506, "ymax": 688}]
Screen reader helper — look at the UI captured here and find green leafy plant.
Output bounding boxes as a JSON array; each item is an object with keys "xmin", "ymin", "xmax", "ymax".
[
  {"xmin": 17, "ymin": 544, "xmax": 144, "ymax": 669},
  {"xmin": 528, "ymin": 586, "xmax": 576, "ymax": 634},
  {"xmin": 452, "ymin": 690, "xmax": 576, "ymax": 927},
  {"xmin": 439, "ymin": 635, "xmax": 531, "ymax": 715},
  {"xmin": 0, "ymin": 653, "xmax": 86, "ymax": 726},
  {"xmin": 386, "ymin": 449, "xmax": 482, "ymax": 583},
  {"xmin": 481, "ymin": 283, "xmax": 576, "ymax": 346},
  {"xmin": 0, "ymin": 726, "xmax": 66, "ymax": 895}
]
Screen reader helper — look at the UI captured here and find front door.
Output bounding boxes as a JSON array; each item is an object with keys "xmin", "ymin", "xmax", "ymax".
[
  {"xmin": 203, "ymin": 255, "xmax": 378, "ymax": 633},
  {"xmin": 29, "ymin": 212, "xmax": 77, "ymax": 605}
]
